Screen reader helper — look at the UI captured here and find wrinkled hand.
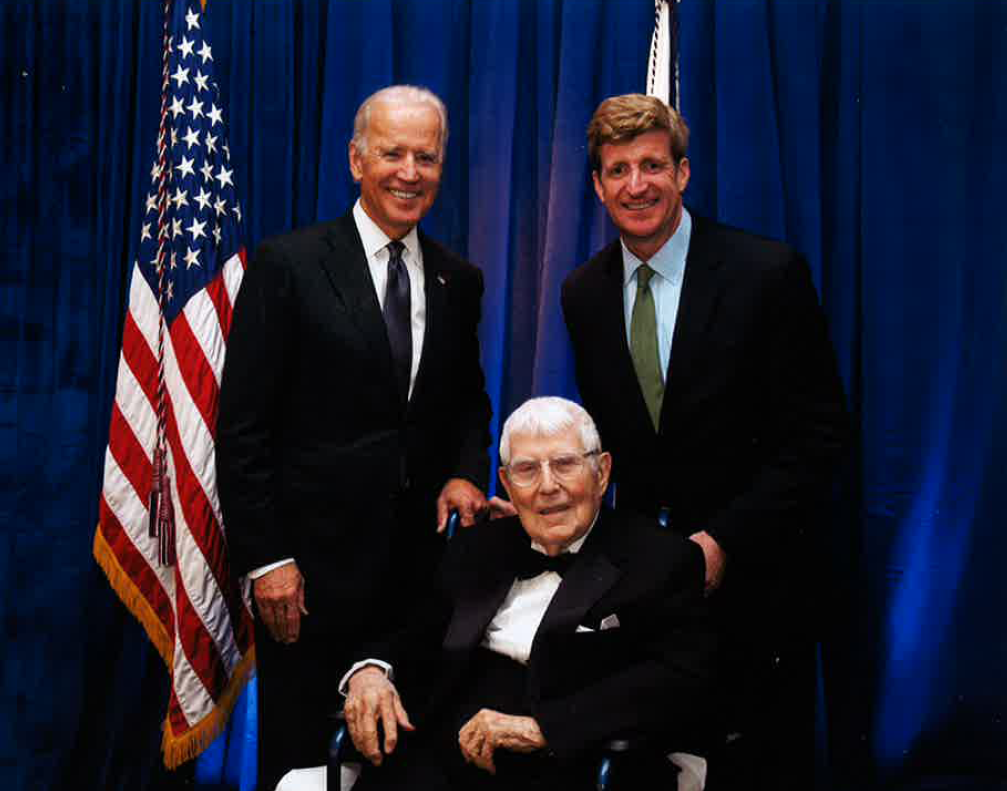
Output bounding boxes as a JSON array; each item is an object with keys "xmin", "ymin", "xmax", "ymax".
[
  {"xmin": 688, "ymin": 530, "xmax": 727, "ymax": 595},
  {"xmin": 486, "ymin": 496, "xmax": 517, "ymax": 520},
  {"xmin": 437, "ymin": 478, "xmax": 488, "ymax": 533},
  {"xmin": 457, "ymin": 708, "xmax": 546, "ymax": 774},
  {"xmin": 253, "ymin": 563, "xmax": 307, "ymax": 644},
  {"xmin": 344, "ymin": 667, "xmax": 414, "ymax": 767}
]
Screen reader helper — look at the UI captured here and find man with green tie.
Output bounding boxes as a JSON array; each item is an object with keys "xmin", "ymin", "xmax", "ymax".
[{"xmin": 561, "ymin": 93, "xmax": 850, "ymax": 789}]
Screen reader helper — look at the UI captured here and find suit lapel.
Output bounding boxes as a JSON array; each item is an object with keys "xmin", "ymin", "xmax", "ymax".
[
  {"xmin": 319, "ymin": 214, "xmax": 401, "ymax": 405},
  {"xmin": 662, "ymin": 215, "xmax": 726, "ymax": 426},
  {"xmin": 442, "ymin": 514, "xmax": 624, "ymax": 655},
  {"xmin": 528, "ymin": 516, "xmax": 622, "ymax": 662},
  {"xmin": 442, "ymin": 526, "xmax": 525, "ymax": 653},
  {"xmin": 409, "ymin": 232, "xmax": 448, "ymax": 411}
]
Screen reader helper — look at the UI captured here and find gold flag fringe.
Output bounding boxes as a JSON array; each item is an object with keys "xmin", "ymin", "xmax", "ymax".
[
  {"xmin": 162, "ymin": 645, "xmax": 256, "ymax": 768},
  {"xmin": 93, "ymin": 527, "xmax": 174, "ymax": 666},
  {"xmin": 93, "ymin": 524, "xmax": 257, "ymax": 768}
]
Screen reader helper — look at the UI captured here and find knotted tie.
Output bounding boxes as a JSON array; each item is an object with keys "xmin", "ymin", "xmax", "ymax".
[
  {"xmin": 383, "ymin": 240, "xmax": 412, "ymax": 400},
  {"xmin": 515, "ymin": 547, "xmax": 575, "ymax": 580},
  {"xmin": 630, "ymin": 263, "xmax": 664, "ymax": 431}
]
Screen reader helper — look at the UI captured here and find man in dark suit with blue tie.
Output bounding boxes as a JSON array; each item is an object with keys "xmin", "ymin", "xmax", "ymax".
[
  {"xmin": 217, "ymin": 85, "xmax": 493, "ymax": 790},
  {"xmin": 561, "ymin": 94, "xmax": 850, "ymax": 788}
]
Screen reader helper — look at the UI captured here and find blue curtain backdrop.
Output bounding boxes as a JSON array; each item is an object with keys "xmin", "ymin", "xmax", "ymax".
[{"xmin": 2, "ymin": 1, "xmax": 1005, "ymax": 790}]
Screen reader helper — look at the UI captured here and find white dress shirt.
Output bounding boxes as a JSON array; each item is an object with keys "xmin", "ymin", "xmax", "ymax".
[
  {"xmin": 622, "ymin": 208, "xmax": 692, "ymax": 380},
  {"xmin": 249, "ymin": 201, "xmax": 427, "ymax": 581},
  {"xmin": 479, "ymin": 519, "xmax": 596, "ymax": 664}
]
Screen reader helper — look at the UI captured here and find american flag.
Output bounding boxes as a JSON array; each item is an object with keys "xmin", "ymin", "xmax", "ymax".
[{"xmin": 93, "ymin": 0, "xmax": 255, "ymax": 768}]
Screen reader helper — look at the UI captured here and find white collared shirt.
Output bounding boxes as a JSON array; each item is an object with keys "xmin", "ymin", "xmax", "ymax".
[
  {"xmin": 352, "ymin": 199, "xmax": 426, "ymax": 398},
  {"xmin": 622, "ymin": 208, "xmax": 692, "ymax": 379}
]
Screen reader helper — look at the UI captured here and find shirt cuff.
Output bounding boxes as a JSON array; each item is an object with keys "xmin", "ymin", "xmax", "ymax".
[
  {"xmin": 338, "ymin": 660, "xmax": 394, "ymax": 697},
  {"xmin": 247, "ymin": 558, "xmax": 295, "ymax": 579}
]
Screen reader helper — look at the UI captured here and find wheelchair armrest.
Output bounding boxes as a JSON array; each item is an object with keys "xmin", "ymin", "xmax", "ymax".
[
  {"xmin": 445, "ymin": 509, "xmax": 460, "ymax": 539},
  {"xmin": 327, "ymin": 713, "xmax": 363, "ymax": 791},
  {"xmin": 596, "ymin": 735, "xmax": 678, "ymax": 791}
]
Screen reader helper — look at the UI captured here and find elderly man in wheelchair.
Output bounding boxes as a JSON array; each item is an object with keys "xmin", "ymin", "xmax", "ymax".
[{"xmin": 280, "ymin": 397, "xmax": 717, "ymax": 791}]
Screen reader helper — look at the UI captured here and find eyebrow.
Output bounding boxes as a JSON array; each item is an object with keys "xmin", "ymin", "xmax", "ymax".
[
  {"xmin": 510, "ymin": 451, "xmax": 581, "ymax": 461},
  {"xmin": 376, "ymin": 144, "xmax": 439, "ymax": 157}
]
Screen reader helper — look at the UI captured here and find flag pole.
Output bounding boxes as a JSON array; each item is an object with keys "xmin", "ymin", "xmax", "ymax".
[{"xmin": 646, "ymin": 0, "xmax": 679, "ymax": 110}]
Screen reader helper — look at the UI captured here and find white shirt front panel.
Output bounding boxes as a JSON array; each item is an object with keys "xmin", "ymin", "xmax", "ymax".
[{"xmin": 480, "ymin": 518, "xmax": 596, "ymax": 665}]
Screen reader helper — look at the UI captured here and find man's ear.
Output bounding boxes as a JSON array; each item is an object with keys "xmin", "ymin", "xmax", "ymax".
[
  {"xmin": 498, "ymin": 467, "xmax": 513, "ymax": 502},
  {"xmin": 592, "ymin": 170, "xmax": 605, "ymax": 203},
  {"xmin": 596, "ymin": 451, "xmax": 613, "ymax": 494},
  {"xmin": 675, "ymin": 157, "xmax": 690, "ymax": 192},
  {"xmin": 348, "ymin": 142, "xmax": 363, "ymax": 183}
]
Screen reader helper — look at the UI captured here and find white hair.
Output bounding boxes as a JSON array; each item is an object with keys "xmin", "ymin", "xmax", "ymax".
[
  {"xmin": 351, "ymin": 85, "xmax": 449, "ymax": 158},
  {"xmin": 499, "ymin": 397, "xmax": 602, "ymax": 465}
]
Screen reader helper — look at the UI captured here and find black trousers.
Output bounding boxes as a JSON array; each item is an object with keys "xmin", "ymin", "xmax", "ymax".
[
  {"xmin": 252, "ymin": 616, "xmax": 339, "ymax": 791},
  {"xmin": 253, "ymin": 496, "xmax": 447, "ymax": 791},
  {"xmin": 353, "ymin": 649, "xmax": 596, "ymax": 791},
  {"xmin": 706, "ymin": 630, "xmax": 817, "ymax": 791}
]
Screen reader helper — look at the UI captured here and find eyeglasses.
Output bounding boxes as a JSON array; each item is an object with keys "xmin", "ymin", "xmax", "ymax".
[{"xmin": 505, "ymin": 451, "xmax": 599, "ymax": 488}]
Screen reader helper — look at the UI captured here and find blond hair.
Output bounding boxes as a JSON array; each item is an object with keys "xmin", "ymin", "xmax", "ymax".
[{"xmin": 587, "ymin": 93, "xmax": 689, "ymax": 171}]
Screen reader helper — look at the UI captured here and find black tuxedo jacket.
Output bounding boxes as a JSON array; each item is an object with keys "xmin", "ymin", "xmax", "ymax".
[
  {"xmin": 561, "ymin": 214, "xmax": 849, "ymax": 633},
  {"xmin": 369, "ymin": 509, "xmax": 717, "ymax": 764},
  {"xmin": 217, "ymin": 211, "xmax": 492, "ymax": 640}
]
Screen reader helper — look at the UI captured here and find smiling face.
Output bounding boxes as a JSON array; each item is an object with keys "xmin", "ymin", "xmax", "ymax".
[
  {"xmin": 592, "ymin": 129, "xmax": 690, "ymax": 261},
  {"xmin": 349, "ymin": 99, "xmax": 444, "ymax": 240},
  {"xmin": 499, "ymin": 427, "xmax": 612, "ymax": 556}
]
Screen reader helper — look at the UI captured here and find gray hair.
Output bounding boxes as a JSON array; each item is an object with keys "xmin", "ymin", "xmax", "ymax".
[
  {"xmin": 499, "ymin": 397, "xmax": 602, "ymax": 465},
  {"xmin": 351, "ymin": 85, "xmax": 449, "ymax": 158}
]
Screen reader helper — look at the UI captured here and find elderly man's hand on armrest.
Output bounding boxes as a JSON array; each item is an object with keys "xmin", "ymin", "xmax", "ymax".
[
  {"xmin": 457, "ymin": 708, "xmax": 547, "ymax": 775},
  {"xmin": 436, "ymin": 477, "xmax": 489, "ymax": 532},
  {"xmin": 344, "ymin": 667, "xmax": 415, "ymax": 767}
]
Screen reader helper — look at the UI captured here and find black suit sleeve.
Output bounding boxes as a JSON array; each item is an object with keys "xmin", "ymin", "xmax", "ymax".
[
  {"xmin": 216, "ymin": 240, "xmax": 295, "ymax": 576},
  {"xmin": 704, "ymin": 252, "xmax": 850, "ymax": 559},
  {"xmin": 533, "ymin": 544, "xmax": 718, "ymax": 761}
]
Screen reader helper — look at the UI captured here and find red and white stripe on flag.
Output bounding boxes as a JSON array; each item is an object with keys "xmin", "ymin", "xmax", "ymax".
[{"xmin": 94, "ymin": 0, "xmax": 255, "ymax": 768}]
